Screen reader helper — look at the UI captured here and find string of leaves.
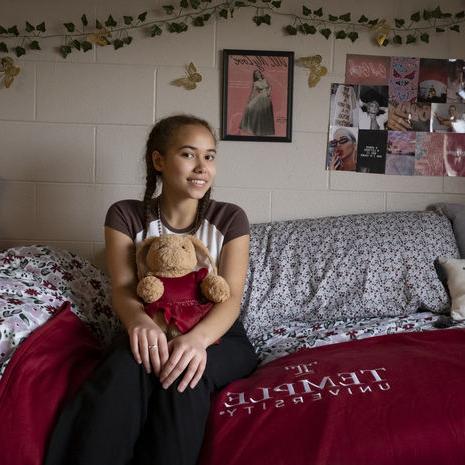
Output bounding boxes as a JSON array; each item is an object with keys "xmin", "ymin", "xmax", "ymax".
[{"xmin": 0, "ymin": 1, "xmax": 464, "ymax": 60}]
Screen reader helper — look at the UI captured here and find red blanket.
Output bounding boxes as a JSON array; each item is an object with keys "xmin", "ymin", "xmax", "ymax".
[
  {"xmin": 200, "ymin": 329, "xmax": 465, "ymax": 465},
  {"xmin": 0, "ymin": 303, "xmax": 102, "ymax": 465}
]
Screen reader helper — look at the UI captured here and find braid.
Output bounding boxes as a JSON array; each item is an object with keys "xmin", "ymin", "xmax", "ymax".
[{"xmin": 192, "ymin": 188, "xmax": 212, "ymax": 234}]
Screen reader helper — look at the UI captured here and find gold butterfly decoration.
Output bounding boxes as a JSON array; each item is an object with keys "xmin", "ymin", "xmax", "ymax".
[
  {"xmin": 370, "ymin": 19, "xmax": 391, "ymax": 46},
  {"xmin": 295, "ymin": 55, "xmax": 327, "ymax": 88},
  {"xmin": 87, "ymin": 27, "xmax": 112, "ymax": 46},
  {"xmin": 171, "ymin": 62, "xmax": 202, "ymax": 90},
  {"xmin": 0, "ymin": 56, "xmax": 20, "ymax": 88}
]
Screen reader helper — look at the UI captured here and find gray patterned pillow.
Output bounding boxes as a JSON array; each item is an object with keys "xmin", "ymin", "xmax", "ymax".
[{"xmin": 240, "ymin": 211, "xmax": 459, "ymax": 340}]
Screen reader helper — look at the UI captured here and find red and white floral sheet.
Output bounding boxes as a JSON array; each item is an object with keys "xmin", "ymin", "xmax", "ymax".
[{"xmin": 200, "ymin": 328, "xmax": 465, "ymax": 465}]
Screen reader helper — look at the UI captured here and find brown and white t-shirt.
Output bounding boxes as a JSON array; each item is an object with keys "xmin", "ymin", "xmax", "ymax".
[{"xmin": 104, "ymin": 199, "xmax": 249, "ymax": 267}]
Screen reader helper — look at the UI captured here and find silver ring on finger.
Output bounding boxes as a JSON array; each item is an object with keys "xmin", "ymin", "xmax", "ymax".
[{"xmin": 148, "ymin": 344, "xmax": 158, "ymax": 351}]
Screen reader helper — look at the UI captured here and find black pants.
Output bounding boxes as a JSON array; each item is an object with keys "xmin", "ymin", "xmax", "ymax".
[{"xmin": 44, "ymin": 320, "xmax": 258, "ymax": 465}]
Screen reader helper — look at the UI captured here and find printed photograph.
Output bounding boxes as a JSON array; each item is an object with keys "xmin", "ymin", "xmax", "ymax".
[
  {"xmin": 415, "ymin": 133, "xmax": 445, "ymax": 176},
  {"xmin": 356, "ymin": 129, "xmax": 388, "ymax": 174},
  {"xmin": 447, "ymin": 59, "xmax": 465, "ymax": 103},
  {"xmin": 329, "ymin": 83, "xmax": 359, "ymax": 127},
  {"xmin": 221, "ymin": 49, "xmax": 294, "ymax": 142},
  {"xmin": 431, "ymin": 103, "xmax": 465, "ymax": 132},
  {"xmin": 385, "ymin": 131, "xmax": 416, "ymax": 175},
  {"xmin": 389, "ymin": 57, "xmax": 420, "ymax": 104},
  {"xmin": 326, "ymin": 126, "xmax": 358, "ymax": 171},
  {"xmin": 345, "ymin": 54, "xmax": 390, "ymax": 85},
  {"xmin": 358, "ymin": 85, "xmax": 389, "ymax": 130},
  {"xmin": 417, "ymin": 58, "xmax": 448, "ymax": 103},
  {"xmin": 444, "ymin": 133, "xmax": 465, "ymax": 176},
  {"xmin": 387, "ymin": 102, "xmax": 431, "ymax": 132}
]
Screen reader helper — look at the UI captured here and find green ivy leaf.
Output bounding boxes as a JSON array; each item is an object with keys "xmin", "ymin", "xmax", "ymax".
[
  {"xmin": 442, "ymin": 12, "xmax": 452, "ymax": 18},
  {"xmin": 456, "ymin": 11, "xmax": 465, "ymax": 19},
  {"xmin": 72, "ymin": 39, "xmax": 81, "ymax": 50},
  {"xmin": 313, "ymin": 8, "xmax": 323, "ymax": 17},
  {"xmin": 302, "ymin": 6, "xmax": 311, "ymax": 16},
  {"xmin": 0, "ymin": 25, "xmax": 8, "ymax": 34},
  {"xmin": 382, "ymin": 38, "xmax": 389, "ymax": 46},
  {"xmin": 253, "ymin": 15, "xmax": 261, "ymax": 25},
  {"xmin": 0, "ymin": 42, "xmax": 8, "ymax": 53},
  {"xmin": 138, "ymin": 11, "xmax": 148, "ymax": 22},
  {"xmin": 406, "ymin": 34, "xmax": 416, "ymax": 44},
  {"xmin": 113, "ymin": 38, "xmax": 124, "ymax": 50},
  {"xmin": 180, "ymin": 0, "xmax": 189, "ymax": 8},
  {"xmin": 423, "ymin": 10, "xmax": 431, "ymax": 21},
  {"xmin": 347, "ymin": 31, "xmax": 358, "ymax": 42},
  {"xmin": 299, "ymin": 23, "xmax": 316, "ymax": 34},
  {"xmin": 328, "ymin": 14, "xmax": 338, "ymax": 22},
  {"xmin": 64, "ymin": 22, "xmax": 75, "ymax": 32},
  {"xmin": 203, "ymin": 13, "xmax": 211, "ymax": 21},
  {"xmin": 320, "ymin": 28, "xmax": 331, "ymax": 39},
  {"xmin": 105, "ymin": 15, "xmax": 117, "ymax": 28},
  {"xmin": 420, "ymin": 33, "xmax": 429, "ymax": 43},
  {"xmin": 190, "ymin": 0, "xmax": 202, "ymax": 8},
  {"xmin": 60, "ymin": 45, "xmax": 72, "ymax": 58},
  {"xmin": 96, "ymin": 19, "xmax": 103, "ymax": 29},
  {"xmin": 358, "ymin": 15, "xmax": 368, "ymax": 23},
  {"xmin": 219, "ymin": 9, "xmax": 228, "ymax": 19},
  {"xmin": 14, "ymin": 46, "xmax": 26, "ymax": 57},
  {"xmin": 36, "ymin": 22, "xmax": 46, "ymax": 32},
  {"xmin": 262, "ymin": 14, "xmax": 271, "ymax": 25},
  {"xmin": 435, "ymin": 27, "xmax": 445, "ymax": 32},
  {"xmin": 81, "ymin": 40, "xmax": 92, "ymax": 52},
  {"xmin": 124, "ymin": 16, "xmax": 133, "ymax": 25},
  {"xmin": 284, "ymin": 25, "xmax": 297, "ymax": 35},
  {"xmin": 392, "ymin": 34, "xmax": 402, "ymax": 44},
  {"xmin": 394, "ymin": 18, "xmax": 405, "ymax": 28},
  {"xmin": 163, "ymin": 5, "xmax": 175, "ymax": 15},
  {"xmin": 450, "ymin": 24, "xmax": 460, "ymax": 32},
  {"xmin": 339, "ymin": 13, "xmax": 351, "ymax": 22},
  {"xmin": 192, "ymin": 16, "xmax": 205, "ymax": 26},
  {"xmin": 235, "ymin": 1, "xmax": 246, "ymax": 6},
  {"xmin": 431, "ymin": 6, "xmax": 443, "ymax": 19},
  {"xmin": 8, "ymin": 26, "xmax": 19, "ymax": 36},
  {"xmin": 271, "ymin": 1, "xmax": 281, "ymax": 8},
  {"xmin": 81, "ymin": 14, "xmax": 88, "ymax": 27},
  {"xmin": 368, "ymin": 19, "xmax": 379, "ymax": 26},
  {"xmin": 123, "ymin": 36, "xmax": 133, "ymax": 45},
  {"xmin": 151, "ymin": 25, "xmax": 162, "ymax": 36},
  {"xmin": 25, "ymin": 21, "xmax": 35, "ymax": 32},
  {"xmin": 335, "ymin": 30, "xmax": 347, "ymax": 39},
  {"xmin": 410, "ymin": 11, "xmax": 421, "ymax": 22}
]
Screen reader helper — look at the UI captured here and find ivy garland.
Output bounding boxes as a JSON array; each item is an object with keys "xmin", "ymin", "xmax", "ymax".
[{"xmin": 0, "ymin": 1, "xmax": 464, "ymax": 61}]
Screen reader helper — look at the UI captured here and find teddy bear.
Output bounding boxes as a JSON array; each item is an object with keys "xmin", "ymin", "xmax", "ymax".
[{"xmin": 135, "ymin": 234, "xmax": 230, "ymax": 340}]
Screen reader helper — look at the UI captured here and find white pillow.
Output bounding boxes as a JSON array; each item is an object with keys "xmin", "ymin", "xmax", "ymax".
[{"xmin": 438, "ymin": 257, "xmax": 465, "ymax": 320}]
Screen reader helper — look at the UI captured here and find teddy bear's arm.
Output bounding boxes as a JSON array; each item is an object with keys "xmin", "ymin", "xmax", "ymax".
[
  {"xmin": 200, "ymin": 273, "xmax": 230, "ymax": 303},
  {"xmin": 137, "ymin": 275, "xmax": 164, "ymax": 303}
]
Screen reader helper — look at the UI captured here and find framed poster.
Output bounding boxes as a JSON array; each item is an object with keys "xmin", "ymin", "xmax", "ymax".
[{"xmin": 221, "ymin": 49, "xmax": 294, "ymax": 142}]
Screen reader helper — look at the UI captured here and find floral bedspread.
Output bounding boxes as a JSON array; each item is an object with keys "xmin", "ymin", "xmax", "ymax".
[
  {"xmin": 251, "ymin": 311, "xmax": 465, "ymax": 365},
  {"xmin": 0, "ymin": 245, "xmax": 120, "ymax": 377}
]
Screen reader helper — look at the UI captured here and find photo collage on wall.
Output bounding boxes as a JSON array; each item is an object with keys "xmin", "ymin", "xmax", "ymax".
[{"xmin": 326, "ymin": 54, "xmax": 465, "ymax": 176}]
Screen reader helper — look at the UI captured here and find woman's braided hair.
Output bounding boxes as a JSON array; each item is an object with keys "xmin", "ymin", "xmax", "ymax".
[{"xmin": 142, "ymin": 114, "xmax": 217, "ymax": 239}]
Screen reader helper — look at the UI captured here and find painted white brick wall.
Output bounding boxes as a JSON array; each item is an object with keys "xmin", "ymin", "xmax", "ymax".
[{"xmin": 1, "ymin": 0, "xmax": 465, "ymax": 268}]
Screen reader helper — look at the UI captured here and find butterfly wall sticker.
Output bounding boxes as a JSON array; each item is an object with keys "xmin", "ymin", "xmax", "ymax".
[
  {"xmin": 295, "ymin": 55, "xmax": 327, "ymax": 88},
  {"xmin": 0, "ymin": 56, "xmax": 20, "ymax": 88},
  {"xmin": 171, "ymin": 62, "xmax": 202, "ymax": 90}
]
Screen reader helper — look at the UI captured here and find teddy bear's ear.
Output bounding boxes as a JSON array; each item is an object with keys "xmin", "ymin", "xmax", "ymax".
[
  {"xmin": 188, "ymin": 235, "xmax": 217, "ymax": 274},
  {"xmin": 135, "ymin": 237, "xmax": 159, "ymax": 280}
]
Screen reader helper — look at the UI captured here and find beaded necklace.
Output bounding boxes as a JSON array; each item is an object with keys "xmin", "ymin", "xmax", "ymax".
[{"xmin": 156, "ymin": 197, "xmax": 199, "ymax": 236}]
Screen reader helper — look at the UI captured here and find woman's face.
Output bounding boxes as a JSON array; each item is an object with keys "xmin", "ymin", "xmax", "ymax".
[
  {"xmin": 152, "ymin": 124, "xmax": 217, "ymax": 201},
  {"xmin": 254, "ymin": 70, "xmax": 263, "ymax": 80},
  {"xmin": 366, "ymin": 100, "xmax": 380, "ymax": 115},
  {"xmin": 331, "ymin": 129, "xmax": 355, "ymax": 160}
]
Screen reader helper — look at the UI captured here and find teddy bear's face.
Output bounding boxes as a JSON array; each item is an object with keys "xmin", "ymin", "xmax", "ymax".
[{"xmin": 146, "ymin": 235, "xmax": 197, "ymax": 277}]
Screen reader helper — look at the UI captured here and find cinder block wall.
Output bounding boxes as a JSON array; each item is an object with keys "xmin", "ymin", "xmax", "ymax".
[{"xmin": 1, "ymin": 0, "xmax": 465, "ymax": 267}]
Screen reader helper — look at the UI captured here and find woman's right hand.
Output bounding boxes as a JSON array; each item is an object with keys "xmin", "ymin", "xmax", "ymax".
[{"xmin": 126, "ymin": 312, "xmax": 169, "ymax": 376}]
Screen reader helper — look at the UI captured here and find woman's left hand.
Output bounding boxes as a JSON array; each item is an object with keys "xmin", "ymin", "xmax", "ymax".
[{"xmin": 159, "ymin": 333, "xmax": 207, "ymax": 392}]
